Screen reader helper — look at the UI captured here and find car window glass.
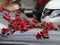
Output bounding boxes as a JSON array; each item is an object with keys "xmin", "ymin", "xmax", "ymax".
[
  {"xmin": 42, "ymin": 9, "xmax": 53, "ymax": 19},
  {"xmin": 50, "ymin": 10, "xmax": 60, "ymax": 17}
]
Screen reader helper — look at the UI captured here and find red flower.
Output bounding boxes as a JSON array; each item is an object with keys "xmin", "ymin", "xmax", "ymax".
[
  {"xmin": 2, "ymin": 28, "xmax": 9, "ymax": 33},
  {"xmin": 3, "ymin": 12, "xmax": 11, "ymax": 21},
  {"xmin": 32, "ymin": 19, "xmax": 38, "ymax": 23},
  {"xmin": 42, "ymin": 29, "xmax": 49, "ymax": 38},
  {"xmin": 36, "ymin": 32, "xmax": 42, "ymax": 39},
  {"xmin": 0, "ymin": 6, "xmax": 3, "ymax": 12}
]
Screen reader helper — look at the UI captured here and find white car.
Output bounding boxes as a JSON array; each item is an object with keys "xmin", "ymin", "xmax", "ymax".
[{"xmin": 41, "ymin": 0, "xmax": 60, "ymax": 30}]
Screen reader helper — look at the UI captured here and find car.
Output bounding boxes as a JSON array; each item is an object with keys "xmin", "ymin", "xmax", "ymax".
[{"xmin": 41, "ymin": 0, "xmax": 60, "ymax": 30}]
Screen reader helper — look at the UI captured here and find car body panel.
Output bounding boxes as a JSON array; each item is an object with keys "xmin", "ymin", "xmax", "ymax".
[{"xmin": 41, "ymin": 0, "xmax": 60, "ymax": 30}]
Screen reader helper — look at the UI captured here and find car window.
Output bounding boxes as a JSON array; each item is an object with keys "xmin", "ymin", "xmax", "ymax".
[
  {"xmin": 42, "ymin": 9, "xmax": 53, "ymax": 19},
  {"xmin": 50, "ymin": 10, "xmax": 60, "ymax": 18}
]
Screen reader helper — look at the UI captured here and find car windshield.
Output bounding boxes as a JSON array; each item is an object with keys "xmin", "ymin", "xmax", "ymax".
[{"xmin": 42, "ymin": 9, "xmax": 60, "ymax": 18}]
